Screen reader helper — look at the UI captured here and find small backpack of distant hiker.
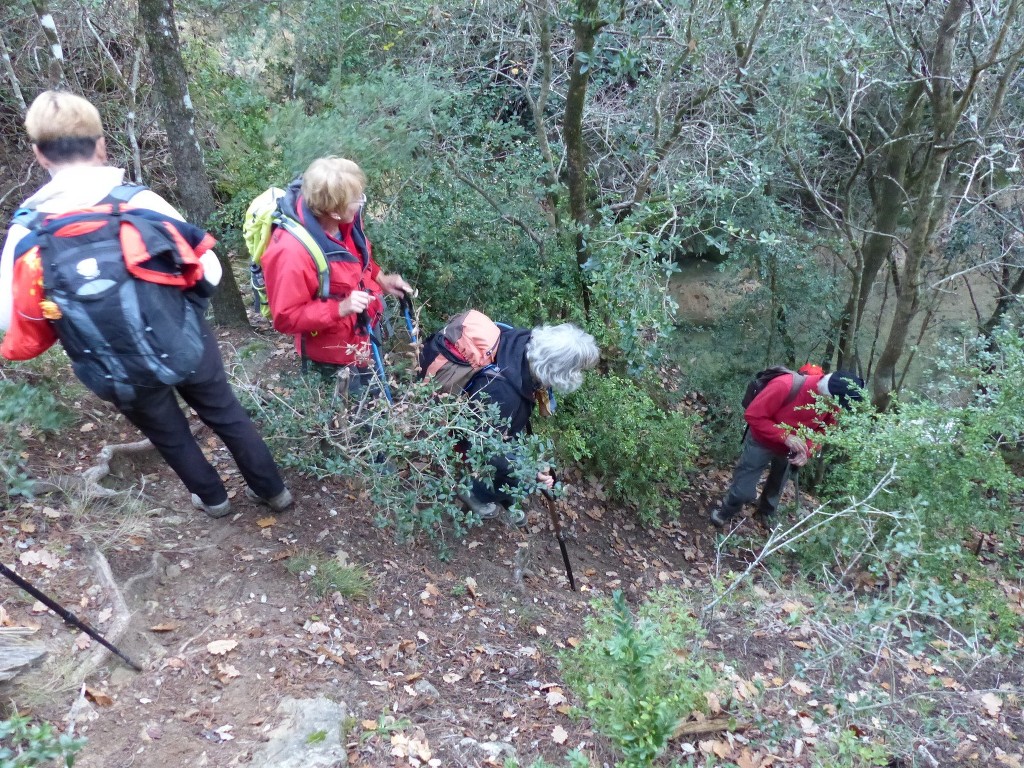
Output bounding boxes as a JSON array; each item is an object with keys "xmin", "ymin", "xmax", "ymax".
[
  {"xmin": 741, "ymin": 366, "xmax": 805, "ymax": 408},
  {"xmin": 420, "ymin": 309, "xmax": 506, "ymax": 395},
  {"xmin": 243, "ymin": 187, "xmax": 329, "ymax": 319},
  {"xmin": 3, "ymin": 193, "xmax": 212, "ymax": 405}
]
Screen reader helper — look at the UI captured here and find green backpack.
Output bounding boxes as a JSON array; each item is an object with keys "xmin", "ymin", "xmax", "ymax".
[{"xmin": 243, "ymin": 187, "xmax": 331, "ymax": 319}]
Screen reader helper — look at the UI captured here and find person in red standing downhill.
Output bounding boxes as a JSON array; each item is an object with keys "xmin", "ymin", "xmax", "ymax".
[{"xmin": 711, "ymin": 369, "xmax": 864, "ymax": 528}]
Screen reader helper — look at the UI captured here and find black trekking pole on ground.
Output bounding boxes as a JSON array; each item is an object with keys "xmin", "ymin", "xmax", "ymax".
[
  {"xmin": 541, "ymin": 470, "xmax": 576, "ymax": 591},
  {"xmin": 0, "ymin": 561, "xmax": 143, "ymax": 672}
]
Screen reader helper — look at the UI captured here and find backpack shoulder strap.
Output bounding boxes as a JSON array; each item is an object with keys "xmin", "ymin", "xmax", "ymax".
[
  {"xmin": 10, "ymin": 207, "xmax": 40, "ymax": 231},
  {"xmin": 274, "ymin": 213, "xmax": 331, "ymax": 300},
  {"xmin": 11, "ymin": 182, "xmax": 148, "ymax": 231},
  {"xmin": 783, "ymin": 373, "xmax": 807, "ymax": 406},
  {"xmin": 104, "ymin": 182, "xmax": 148, "ymax": 204}
]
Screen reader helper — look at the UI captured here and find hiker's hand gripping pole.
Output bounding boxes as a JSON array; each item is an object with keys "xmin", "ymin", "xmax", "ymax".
[
  {"xmin": 541, "ymin": 470, "xmax": 576, "ymax": 592},
  {"xmin": 0, "ymin": 561, "xmax": 143, "ymax": 671}
]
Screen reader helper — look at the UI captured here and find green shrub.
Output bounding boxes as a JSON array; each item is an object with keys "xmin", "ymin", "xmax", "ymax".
[
  {"xmin": 559, "ymin": 590, "xmax": 720, "ymax": 768},
  {"xmin": 237, "ymin": 370, "xmax": 551, "ymax": 556},
  {"xmin": 0, "ymin": 712, "xmax": 85, "ymax": 768},
  {"xmin": 804, "ymin": 324, "xmax": 1024, "ymax": 641},
  {"xmin": 0, "ymin": 378, "xmax": 70, "ymax": 502},
  {"xmin": 550, "ymin": 375, "xmax": 699, "ymax": 524}
]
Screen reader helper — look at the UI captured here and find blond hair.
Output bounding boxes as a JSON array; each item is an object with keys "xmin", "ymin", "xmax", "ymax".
[
  {"xmin": 301, "ymin": 157, "xmax": 366, "ymax": 216},
  {"xmin": 25, "ymin": 91, "xmax": 103, "ymax": 144}
]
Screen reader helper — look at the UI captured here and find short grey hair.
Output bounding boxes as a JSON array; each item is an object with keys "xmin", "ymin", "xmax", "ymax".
[{"xmin": 526, "ymin": 324, "xmax": 600, "ymax": 394}]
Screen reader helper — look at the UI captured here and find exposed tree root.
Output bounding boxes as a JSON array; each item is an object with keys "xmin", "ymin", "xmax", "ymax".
[
  {"xmin": 81, "ymin": 437, "xmax": 158, "ymax": 497},
  {"xmin": 76, "ymin": 545, "xmax": 141, "ymax": 679}
]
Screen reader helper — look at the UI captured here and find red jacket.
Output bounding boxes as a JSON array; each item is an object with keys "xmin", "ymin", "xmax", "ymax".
[
  {"xmin": 261, "ymin": 187, "xmax": 383, "ymax": 367},
  {"xmin": 745, "ymin": 373, "xmax": 836, "ymax": 454}
]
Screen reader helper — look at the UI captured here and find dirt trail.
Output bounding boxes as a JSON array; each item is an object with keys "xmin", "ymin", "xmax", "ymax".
[{"xmin": 1, "ymin": 400, "xmax": 716, "ymax": 767}]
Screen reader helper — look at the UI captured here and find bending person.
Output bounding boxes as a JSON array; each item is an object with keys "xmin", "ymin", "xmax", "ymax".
[{"xmin": 422, "ymin": 321, "xmax": 600, "ymax": 522}]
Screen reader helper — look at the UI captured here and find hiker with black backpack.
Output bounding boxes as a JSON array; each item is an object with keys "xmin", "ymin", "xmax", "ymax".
[
  {"xmin": 710, "ymin": 368, "xmax": 864, "ymax": 529},
  {"xmin": 255, "ymin": 157, "xmax": 412, "ymax": 393},
  {"xmin": 0, "ymin": 90, "xmax": 292, "ymax": 519},
  {"xmin": 420, "ymin": 315, "xmax": 599, "ymax": 523}
]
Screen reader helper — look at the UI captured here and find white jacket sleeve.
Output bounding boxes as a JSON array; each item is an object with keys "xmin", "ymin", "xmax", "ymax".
[{"xmin": 0, "ymin": 224, "xmax": 30, "ymax": 332}]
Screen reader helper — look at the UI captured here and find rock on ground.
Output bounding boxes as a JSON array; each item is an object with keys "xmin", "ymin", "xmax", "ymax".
[{"xmin": 250, "ymin": 696, "xmax": 348, "ymax": 768}]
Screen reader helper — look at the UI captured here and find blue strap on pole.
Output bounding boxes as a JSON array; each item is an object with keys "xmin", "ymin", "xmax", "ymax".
[
  {"xmin": 398, "ymin": 293, "xmax": 417, "ymax": 345},
  {"xmin": 360, "ymin": 311, "xmax": 393, "ymax": 404}
]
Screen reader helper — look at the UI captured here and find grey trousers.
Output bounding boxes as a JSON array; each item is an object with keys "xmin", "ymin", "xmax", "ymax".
[{"xmin": 721, "ymin": 433, "xmax": 793, "ymax": 519}]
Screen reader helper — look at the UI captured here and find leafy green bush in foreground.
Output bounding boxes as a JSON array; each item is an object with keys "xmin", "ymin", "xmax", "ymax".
[
  {"xmin": 239, "ymin": 371, "xmax": 550, "ymax": 555},
  {"xmin": 0, "ymin": 712, "xmax": 85, "ymax": 768},
  {"xmin": 807, "ymin": 325, "xmax": 1024, "ymax": 643},
  {"xmin": 0, "ymin": 377, "xmax": 71, "ymax": 501},
  {"xmin": 559, "ymin": 590, "xmax": 720, "ymax": 768},
  {"xmin": 551, "ymin": 375, "xmax": 700, "ymax": 524}
]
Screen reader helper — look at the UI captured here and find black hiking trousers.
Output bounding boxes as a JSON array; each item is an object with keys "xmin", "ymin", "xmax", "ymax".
[{"xmin": 118, "ymin": 323, "xmax": 286, "ymax": 507}]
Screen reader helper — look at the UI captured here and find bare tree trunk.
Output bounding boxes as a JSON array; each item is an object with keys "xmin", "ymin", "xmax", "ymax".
[
  {"xmin": 138, "ymin": 0, "xmax": 248, "ymax": 328},
  {"xmin": 29, "ymin": 0, "xmax": 66, "ymax": 87},
  {"xmin": 563, "ymin": 0, "xmax": 607, "ymax": 317},
  {"xmin": 871, "ymin": 0, "xmax": 968, "ymax": 409},
  {"xmin": 836, "ymin": 82, "xmax": 926, "ymax": 371},
  {"xmin": 0, "ymin": 29, "xmax": 26, "ymax": 113}
]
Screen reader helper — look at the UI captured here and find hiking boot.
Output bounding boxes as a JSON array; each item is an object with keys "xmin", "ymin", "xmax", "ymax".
[
  {"xmin": 246, "ymin": 486, "xmax": 294, "ymax": 513},
  {"xmin": 191, "ymin": 493, "xmax": 232, "ymax": 519},
  {"xmin": 458, "ymin": 491, "xmax": 498, "ymax": 519},
  {"xmin": 710, "ymin": 505, "xmax": 735, "ymax": 529},
  {"xmin": 501, "ymin": 506, "xmax": 527, "ymax": 528}
]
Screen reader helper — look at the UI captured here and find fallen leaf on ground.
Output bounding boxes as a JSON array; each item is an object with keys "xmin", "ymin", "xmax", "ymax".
[
  {"xmin": 981, "ymin": 692, "xmax": 1003, "ymax": 718},
  {"xmin": 80, "ymin": 423, "xmax": 96, "ymax": 432},
  {"xmin": 789, "ymin": 679, "xmax": 812, "ymax": 696},
  {"xmin": 216, "ymin": 663, "xmax": 240, "ymax": 683},
  {"xmin": 207, "ymin": 639, "xmax": 238, "ymax": 655},
  {"xmin": 465, "ymin": 577, "xmax": 478, "ymax": 598},
  {"xmin": 546, "ymin": 690, "xmax": 567, "ymax": 707},
  {"xmin": 74, "ymin": 633, "xmax": 91, "ymax": 651},
  {"xmin": 20, "ymin": 550, "xmax": 60, "ymax": 569},
  {"xmin": 552, "ymin": 725, "xmax": 568, "ymax": 745},
  {"xmin": 149, "ymin": 622, "xmax": 178, "ymax": 632},
  {"xmin": 256, "ymin": 516, "xmax": 276, "ymax": 528},
  {"xmin": 84, "ymin": 687, "xmax": 113, "ymax": 706}
]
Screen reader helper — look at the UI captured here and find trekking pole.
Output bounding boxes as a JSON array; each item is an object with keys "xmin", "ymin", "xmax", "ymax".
[
  {"xmin": 398, "ymin": 292, "xmax": 417, "ymax": 346},
  {"xmin": 541, "ymin": 470, "xmax": 576, "ymax": 592},
  {"xmin": 792, "ymin": 466, "xmax": 801, "ymax": 516},
  {"xmin": 0, "ymin": 561, "xmax": 143, "ymax": 672},
  {"xmin": 359, "ymin": 311, "xmax": 393, "ymax": 404}
]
